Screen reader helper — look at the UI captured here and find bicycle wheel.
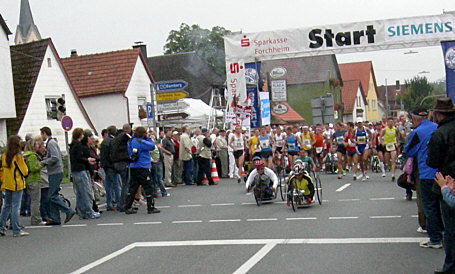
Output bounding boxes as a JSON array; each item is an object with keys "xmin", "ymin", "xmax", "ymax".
[
  {"xmin": 254, "ymin": 187, "xmax": 262, "ymax": 207},
  {"xmin": 279, "ymin": 169, "xmax": 287, "ymax": 201},
  {"xmin": 315, "ymin": 173, "xmax": 322, "ymax": 205},
  {"xmin": 289, "ymin": 181, "xmax": 296, "ymax": 212}
]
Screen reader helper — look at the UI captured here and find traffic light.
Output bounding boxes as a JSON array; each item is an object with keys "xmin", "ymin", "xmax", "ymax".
[
  {"xmin": 50, "ymin": 100, "xmax": 57, "ymax": 120},
  {"xmin": 395, "ymin": 80, "xmax": 400, "ymax": 91},
  {"xmin": 56, "ymin": 95, "xmax": 66, "ymax": 121}
]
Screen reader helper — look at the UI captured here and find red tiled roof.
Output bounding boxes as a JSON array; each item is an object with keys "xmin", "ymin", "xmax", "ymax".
[
  {"xmin": 339, "ymin": 61, "xmax": 377, "ymax": 98},
  {"xmin": 341, "ymin": 80, "xmax": 364, "ymax": 114},
  {"xmin": 271, "ymin": 102, "xmax": 305, "ymax": 123},
  {"xmin": 61, "ymin": 49, "xmax": 143, "ymax": 97}
]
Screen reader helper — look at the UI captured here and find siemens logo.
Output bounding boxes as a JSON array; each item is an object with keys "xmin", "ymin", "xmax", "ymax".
[{"xmin": 387, "ymin": 22, "xmax": 453, "ymax": 37}]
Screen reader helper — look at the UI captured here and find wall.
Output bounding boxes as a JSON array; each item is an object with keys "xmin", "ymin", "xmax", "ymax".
[
  {"xmin": 18, "ymin": 46, "xmax": 93, "ymax": 152},
  {"xmin": 81, "ymin": 93, "xmax": 128, "ymax": 132},
  {"xmin": 0, "ymin": 26, "xmax": 16, "ymax": 120},
  {"xmin": 365, "ymin": 71, "xmax": 379, "ymax": 122}
]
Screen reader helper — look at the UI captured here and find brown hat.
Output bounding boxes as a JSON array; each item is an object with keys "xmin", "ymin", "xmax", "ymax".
[{"xmin": 433, "ymin": 97, "xmax": 455, "ymax": 112}]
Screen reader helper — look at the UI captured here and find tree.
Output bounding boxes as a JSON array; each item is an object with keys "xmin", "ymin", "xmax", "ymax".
[
  {"xmin": 396, "ymin": 76, "xmax": 435, "ymax": 111},
  {"xmin": 163, "ymin": 23, "xmax": 231, "ymax": 78}
]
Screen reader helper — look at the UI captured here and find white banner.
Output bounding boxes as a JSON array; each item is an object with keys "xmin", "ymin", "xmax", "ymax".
[
  {"xmin": 224, "ymin": 13, "xmax": 455, "ymax": 62},
  {"xmin": 260, "ymin": 92, "xmax": 271, "ymax": 126},
  {"xmin": 271, "ymin": 80, "xmax": 287, "ymax": 101},
  {"xmin": 226, "ymin": 60, "xmax": 247, "ymax": 109}
]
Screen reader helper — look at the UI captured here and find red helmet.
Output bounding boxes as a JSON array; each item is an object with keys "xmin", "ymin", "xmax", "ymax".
[{"xmin": 252, "ymin": 156, "xmax": 264, "ymax": 169}]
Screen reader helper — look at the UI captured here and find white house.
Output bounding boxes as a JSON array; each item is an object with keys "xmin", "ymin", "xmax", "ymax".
[
  {"xmin": 341, "ymin": 80, "xmax": 367, "ymax": 123},
  {"xmin": 0, "ymin": 14, "xmax": 16, "ymax": 145},
  {"xmin": 62, "ymin": 47, "xmax": 155, "ymax": 133},
  {"xmin": 8, "ymin": 38, "xmax": 95, "ymax": 152}
]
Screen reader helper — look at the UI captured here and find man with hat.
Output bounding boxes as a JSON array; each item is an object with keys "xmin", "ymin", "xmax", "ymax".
[
  {"xmin": 405, "ymin": 106, "xmax": 442, "ymax": 251},
  {"xmin": 427, "ymin": 97, "xmax": 455, "ymax": 274}
]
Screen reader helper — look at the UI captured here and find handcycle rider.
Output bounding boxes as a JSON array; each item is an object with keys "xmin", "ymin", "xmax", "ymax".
[
  {"xmin": 286, "ymin": 161, "xmax": 315, "ymax": 206},
  {"xmin": 245, "ymin": 156, "xmax": 279, "ymax": 199}
]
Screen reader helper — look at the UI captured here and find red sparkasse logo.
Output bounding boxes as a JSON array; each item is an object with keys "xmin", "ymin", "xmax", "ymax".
[
  {"xmin": 241, "ymin": 35, "xmax": 250, "ymax": 47},
  {"xmin": 229, "ymin": 63, "xmax": 243, "ymax": 74}
]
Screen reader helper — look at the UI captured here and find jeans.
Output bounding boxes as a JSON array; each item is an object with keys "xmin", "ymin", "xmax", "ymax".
[
  {"xmin": 151, "ymin": 163, "xmax": 166, "ymax": 196},
  {"xmin": 192, "ymin": 154, "xmax": 199, "ymax": 182},
  {"xmin": 27, "ymin": 182, "xmax": 42, "ymax": 225},
  {"xmin": 114, "ymin": 162, "xmax": 129, "ymax": 211},
  {"xmin": 420, "ymin": 179, "xmax": 443, "ymax": 243},
  {"xmin": 183, "ymin": 160, "xmax": 193, "ymax": 185},
  {"xmin": 48, "ymin": 173, "xmax": 72, "ymax": 223},
  {"xmin": 0, "ymin": 190, "xmax": 23, "ymax": 234},
  {"xmin": 72, "ymin": 171, "xmax": 95, "ymax": 218},
  {"xmin": 441, "ymin": 199, "xmax": 455, "ymax": 272},
  {"xmin": 20, "ymin": 188, "xmax": 30, "ymax": 215},
  {"xmin": 40, "ymin": 188, "xmax": 50, "ymax": 219},
  {"xmin": 104, "ymin": 168, "xmax": 121, "ymax": 209},
  {"xmin": 197, "ymin": 157, "xmax": 213, "ymax": 185}
]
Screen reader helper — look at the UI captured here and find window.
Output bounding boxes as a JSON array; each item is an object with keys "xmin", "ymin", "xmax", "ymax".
[
  {"xmin": 372, "ymin": 99, "xmax": 377, "ymax": 110},
  {"xmin": 47, "ymin": 58, "xmax": 52, "ymax": 68},
  {"xmin": 356, "ymin": 96, "xmax": 361, "ymax": 107},
  {"xmin": 137, "ymin": 97, "xmax": 146, "ymax": 119},
  {"xmin": 45, "ymin": 97, "xmax": 57, "ymax": 120},
  {"xmin": 367, "ymin": 99, "xmax": 370, "ymax": 111}
]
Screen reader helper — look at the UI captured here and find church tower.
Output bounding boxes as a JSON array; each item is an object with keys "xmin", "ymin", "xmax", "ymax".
[{"xmin": 14, "ymin": 0, "xmax": 41, "ymax": 45}]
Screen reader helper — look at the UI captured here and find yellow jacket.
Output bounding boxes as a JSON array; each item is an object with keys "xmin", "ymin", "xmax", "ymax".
[{"xmin": 0, "ymin": 153, "xmax": 29, "ymax": 192}]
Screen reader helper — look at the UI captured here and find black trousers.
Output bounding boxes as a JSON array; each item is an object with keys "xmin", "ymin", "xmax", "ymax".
[
  {"xmin": 125, "ymin": 168, "xmax": 155, "ymax": 210},
  {"xmin": 197, "ymin": 157, "xmax": 214, "ymax": 185}
]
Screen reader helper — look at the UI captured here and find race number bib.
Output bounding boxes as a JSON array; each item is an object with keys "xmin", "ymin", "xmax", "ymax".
[
  {"xmin": 288, "ymin": 143, "xmax": 296, "ymax": 150},
  {"xmin": 234, "ymin": 140, "xmax": 243, "ymax": 149},
  {"xmin": 260, "ymin": 139, "xmax": 270, "ymax": 149},
  {"xmin": 336, "ymin": 136, "xmax": 344, "ymax": 144},
  {"xmin": 386, "ymin": 143, "xmax": 395, "ymax": 152},
  {"xmin": 316, "ymin": 147, "xmax": 323, "ymax": 154},
  {"xmin": 357, "ymin": 136, "xmax": 366, "ymax": 144},
  {"xmin": 276, "ymin": 139, "xmax": 284, "ymax": 147}
]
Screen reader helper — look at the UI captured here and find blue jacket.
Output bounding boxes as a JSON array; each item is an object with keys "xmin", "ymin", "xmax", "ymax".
[
  {"xmin": 404, "ymin": 119, "xmax": 438, "ymax": 179},
  {"xmin": 128, "ymin": 137, "xmax": 155, "ymax": 169}
]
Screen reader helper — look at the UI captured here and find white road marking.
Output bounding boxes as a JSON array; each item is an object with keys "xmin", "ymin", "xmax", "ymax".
[
  {"xmin": 245, "ymin": 193, "xmax": 252, "ymax": 196},
  {"xmin": 338, "ymin": 198, "xmax": 360, "ymax": 202},
  {"xmin": 369, "ymin": 197, "xmax": 395, "ymax": 201},
  {"xmin": 134, "ymin": 222, "xmax": 162, "ymax": 225},
  {"xmin": 210, "ymin": 203, "xmax": 235, "ymax": 206},
  {"xmin": 97, "ymin": 223, "xmax": 124, "ymax": 226},
  {"xmin": 369, "ymin": 216, "xmax": 402, "ymax": 219},
  {"xmin": 336, "ymin": 183, "xmax": 351, "ymax": 192},
  {"xmin": 411, "ymin": 215, "xmax": 418, "ymax": 218},
  {"xmin": 172, "ymin": 220, "xmax": 203, "ymax": 224},
  {"xmin": 247, "ymin": 218, "xmax": 278, "ymax": 222},
  {"xmin": 241, "ymin": 202, "xmax": 257, "ymax": 205},
  {"xmin": 24, "ymin": 226, "xmax": 53, "ymax": 229},
  {"xmin": 209, "ymin": 219, "xmax": 242, "ymax": 223},
  {"xmin": 233, "ymin": 243, "xmax": 277, "ymax": 274},
  {"xmin": 177, "ymin": 204, "xmax": 201, "ymax": 208},
  {"xmin": 285, "ymin": 217, "xmax": 317, "ymax": 221},
  {"xmin": 155, "ymin": 206, "xmax": 171, "ymax": 209},
  {"xmin": 329, "ymin": 216, "xmax": 359, "ymax": 220},
  {"xmin": 62, "ymin": 224, "xmax": 88, "ymax": 228}
]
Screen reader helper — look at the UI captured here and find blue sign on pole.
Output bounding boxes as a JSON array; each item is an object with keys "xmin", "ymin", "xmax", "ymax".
[
  {"xmin": 155, "ymin": 80, "xmax": 188, "ymax": 92},
  {"xmin": 146, "ymin": 104, "xmax": 153, "ymax": 119},
  {"xmin": 441, "ymin": 41, "xmax": 455, "ymax": 102}
]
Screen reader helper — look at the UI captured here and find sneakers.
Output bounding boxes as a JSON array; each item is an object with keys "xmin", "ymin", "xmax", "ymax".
[
  {"xmin": 382, "ymin": 173, "xmax": 386, "ymax": 177},
  {"xmin": 362, "ymin": 177, "xmax": 366, "ymax": 182},
  {"xmin": 342, "ymin": 170, "xmax": 346, "ymax": 176},
  {"xmin": 13, "ymin": 230, "xmax": 29, "ymax": 237},
  {"xmin": 391, "ymin": 175, "xmax": 396, "ymax": 182},
  {"xmin": 64, "ymin": 211, "xmax": 76, "ymax": 224},
  {"xmin": 419, "ymin": 240, "xmax": 442, "ymax": 249},
  {"xmin": 147, "ymin": 208, "xmax": 161, "ymax": 214},
  {"xmin": 365, "ymin": 175, "xmax": 369, "ymax": 180},
  {"xmin": 337, "ymin": 175, "xmax": 342, "ymax": 179},
  {"xmin": 417, "ymin": 227, "xmax": 427, "ymax": 233},
  {"xmin": 91, "ymin": 212, "xmax": 101, "ymax": 219},
  {"xmin": 353, "ymin": 175, "xmax": 357, "ymax": 181},
  {"xmin": 357, "ymin": 173, "xmax": 363, "ymax": 180},
  {"xmin": 286, "ymin": 199, "xmax": 290, "ymax": 206},
  {"xmin": 406, "ymin": 194, "xmax": 413, "ymax": 201}
]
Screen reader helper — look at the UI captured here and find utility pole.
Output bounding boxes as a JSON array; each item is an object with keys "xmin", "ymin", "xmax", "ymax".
[{"xmin": 385, "ymin": 78, "xmax": 389, "ymax": 118}]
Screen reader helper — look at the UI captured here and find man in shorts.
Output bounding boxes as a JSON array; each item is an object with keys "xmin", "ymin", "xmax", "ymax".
[{"xmin": 332, "ymin": 122, "xmax": 347, "ymax": 179}]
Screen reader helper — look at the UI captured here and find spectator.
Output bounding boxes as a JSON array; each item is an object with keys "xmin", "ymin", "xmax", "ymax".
[
  {"xmin": 40, "ymin": 127, "xmax": 75, "ymax": 225},
  {"xmin": 161, "ymin": 129, "xmax": 175, "ymax": 187},
  {"xmin": 0, "ymin": 135, "xmax": 29, "ymax": 237},
  {"xmin": 150, "ymin": 135, "xmax": 168, "ymax": 197},
  {"xmin": 172, "ymin": 131, "xmax": 183, "ymax": 185},
  {"xmin": 196, "ymin": 129, "xmax": 217, "ymax": 185},
  {"xmin": 404, "ymin": 106, "xmax": 442, "ymax": 249},
  {"xmin": 179, "ymin": 125, "xmax": 194, "ymax": 185},
  {"xmin": 124, "ymin": 127, "xmax": 160, "ymax": 214},
  {"xmin": 83, "ymin": 129, "xmax": 101, "ymax": 213},
  {"xmin": 191, "ymin": 128, "xmax": 201, "ymax": 182},
  {"xmin": 36, "ymin": 139, "xmax": 50, "ymax": 223},
  {"xmin": 427, "ymin": 97, "xmax": 455, "ymax": 274},
  {"xmin": 216, "ymin": 130, "xmax": 229, "ymax": 178},
  {"xmin": 23, "ymin": 137, "xmax": 46, "ymax": 225},
  {"xmin": 100, "ymin": 125, "xmax": 121, "ymax": 211}
]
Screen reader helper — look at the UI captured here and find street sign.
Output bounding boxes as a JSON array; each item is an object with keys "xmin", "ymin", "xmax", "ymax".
[
  {"xmin": 146, "ymin": 104, "xmax": 153, "ymax": 118},
  {"xmin": 155, "ymin": 80, "xmax": 188, "ymax": 92},
  {"xmin": 157, "ymin": 113, "xmax": 189, "ymax": 121},
  {"xmin": 61, "ymin": 116, "xmax": 73, "ymax": 132},
  {"xmin": 157, "ymin": 100, "xmax": 189, "ymax": 113},
  {"xmin": 156, "ymin": 91, "xmax": 188, "ymax": 102}
]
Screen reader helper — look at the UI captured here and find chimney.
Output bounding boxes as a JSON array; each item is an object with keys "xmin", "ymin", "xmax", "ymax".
[
  {"xmin": 132, "ymin": 41, "xmax": 147, "ymax": 59},
  {"xmin": 70, "ymin": 49, "xmax": 78, "ymax": 57}
]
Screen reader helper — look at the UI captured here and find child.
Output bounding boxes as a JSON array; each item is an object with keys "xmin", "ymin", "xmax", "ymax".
[{"xmin": 435, "ymin": 172, "xmax": 455, "ymax": 208}]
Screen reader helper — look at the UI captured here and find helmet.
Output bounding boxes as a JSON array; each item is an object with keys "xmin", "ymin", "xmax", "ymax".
[
  {"xmin": 293, "ymin": 162, "xmax": 305, "ymax": 175},
  {"xmin": 252, "ymin": 155, "xmax": 264, "ymax": 169}
]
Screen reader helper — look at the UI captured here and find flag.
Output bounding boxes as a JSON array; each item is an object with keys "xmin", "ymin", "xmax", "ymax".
[{"xmin": 441, "ymin": 40, "xmax": 455, "ymax": 102}]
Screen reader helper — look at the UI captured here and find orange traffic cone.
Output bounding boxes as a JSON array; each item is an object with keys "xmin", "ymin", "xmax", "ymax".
[
  {"xmin": 202, "ymin": 175, "xmax": 208, "ymax": 183},
  {"xmin": 211, "ymin": 159, "xmax": 220, "ymax": 182},
  {"xmin": 241, "ymin": 170, "xmax": 246, "ymax": 177}
]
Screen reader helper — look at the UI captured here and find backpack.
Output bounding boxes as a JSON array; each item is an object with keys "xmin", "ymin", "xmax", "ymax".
[{"xmin": 110, "ymin": 133, "xmax": 130, "ymax": 163}]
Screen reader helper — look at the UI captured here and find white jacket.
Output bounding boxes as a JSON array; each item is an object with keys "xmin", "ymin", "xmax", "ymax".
[{"xmin": 245, "ymin": 167, "xmax": 278, "ymax": 191}]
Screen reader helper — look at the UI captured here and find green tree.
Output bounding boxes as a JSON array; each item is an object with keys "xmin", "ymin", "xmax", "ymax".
[
  {"xmin": 396, "ymin": 76, "xmax": 435, "ymax": 111},
  {"xmin": 163, "ymin": 23, "xmax": 231, "ymax": 78}
]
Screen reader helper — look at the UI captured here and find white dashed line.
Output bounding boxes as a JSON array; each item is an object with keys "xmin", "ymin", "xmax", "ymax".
[
  {"xmin": 155, "ymin": 206, "xmax": 171, "ymax": 209},
  {"xmin": 247, "ymin": 218, "xmax": 278, "ymax": 222},
  {"xmin": 172, "ymin": 220, "xmax": 203, "ymax": 224},
  {"xmin": 369, "ymin": 216, "xmax": 401, "ymax": 219},
  {"xmin": 209, "ymin": 219, "xmax": 242, "ymax": 223},
  {"xmin": 338, "ymin": 198, "xmax": 360, "ymax": 202},
  {"xmin": 177, "ymin": 204, "xmax": 201, "ymax": 208},
  {"xmin": 24, "ymin": 226, "xmax": 53, "ymax": 229},
  {"xmin": 285, "ymin": 217, "xmax": 317, "ymax": 221},
  {"xmin": 134, "ymin": 222, "xmax": 162, "ymax": 225},
  {"xmin": 329, "ymin": 217, "xmax": 359, "ymax": 220},
  {"xmin": 369, "ymin": 197, "xmax": 395, "ymax": 201},
  {"xmin": 210, "ymin": 203, "xmax": 235, "ymax": 206},
  {"xmin": 241, "ymin": 202, "xmax": 257, "ymax": 205},
  {"xmin": 97, "ymin": 223, "xmax": 124, "ymax": 226},
  {"xmin": 411, "ymin": 215, "xmax": 418, "ymax": 218},
  {"xmin": 63, "ymin": 224, "xmax": 88, "ymax": 228}
]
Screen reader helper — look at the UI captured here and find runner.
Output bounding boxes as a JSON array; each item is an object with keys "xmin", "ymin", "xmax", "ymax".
[
  {"xmin": 284, "ymin": 126, "xmax": 301, "ymax": 167},
  {"xmin": 247, "ymin": 129, "xmax": 261, "ymax": 158},
  {"xmin": 344, "ymin": 122, "xmax": 357, "ymax": 179},
  {"xmin": 332, "ymin": 122, "xmax": 347, "ymax": 179},
  {"xmin": 274, "ymin": 126, "xmax": 286, "ymax": 154},
  {"xmin": 300, "ymin": 125, "xmax": 315, "ymax": 159},
  {"xmin": 353, "ymin": 118, "xmax": 371, "ymax": 181},
  {"xmin": 313, "ymin": 127, "xmax": 324, "ymax": 170},
  {"xmin": 373, "ymin": 122, "xmax": 386, "ymax": 177},
  {"xmin": 258, "ymin": 126, "xmax": 274, "ymax": 168},
  {"xmin": 381, "ymin": 117, "xmax": 399, "ymax": 182},
  {"xmin": 229, "ymin": 126, "xmax": 246, "ymax": 183}
]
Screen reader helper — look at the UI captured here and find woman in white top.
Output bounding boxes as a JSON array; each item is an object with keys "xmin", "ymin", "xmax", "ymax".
[{"xmin": 229, "ymin": 126, "xmax": 246, "ymax": 183}]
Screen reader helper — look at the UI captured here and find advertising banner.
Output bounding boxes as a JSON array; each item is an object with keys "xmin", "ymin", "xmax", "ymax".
[
  {"xmin": 441, "ymin": 40, "xmax": 455, "ymax": 102},
  {"xmin": 226, "ymin": 60, "xmax": 247, "ymax": 110},
  {"xmin": 260, "ymin": 92, "xmax": 271, "ymax": 126},
  {"xmin": 245, "ymin": 62, "xmax": 261, "ymax": 128},
  {"xmin": 271, "ymin": 80, "xmax": 287, "ymax": 101},
  {"xmin": 224, "ymin": 13, "xmax": 455, "ymax": 62}
]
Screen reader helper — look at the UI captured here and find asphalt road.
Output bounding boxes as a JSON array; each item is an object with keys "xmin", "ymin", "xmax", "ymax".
[{"xmin": 0, "ymin": 171, "xmax": 444, "ymax": 274}]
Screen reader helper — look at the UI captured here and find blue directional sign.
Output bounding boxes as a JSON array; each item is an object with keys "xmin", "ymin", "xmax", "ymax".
[
  {"xmin": 146, "ymin": 104, "xmax": 154, "ymax": 119},
  {"xmin": 155, "ymin": 80, "xmax": 188, "ymax": 92}
]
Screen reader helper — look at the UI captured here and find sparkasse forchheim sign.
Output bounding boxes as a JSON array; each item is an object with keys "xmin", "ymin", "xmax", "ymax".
[{"xmin": 224, "ymin": 12, "xmax": 455, "ymax": 109}]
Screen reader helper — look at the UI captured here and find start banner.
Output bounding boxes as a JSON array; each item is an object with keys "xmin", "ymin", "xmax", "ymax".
[{"xmin": 224, "ymin": 13, "xmax": 455, "ymax": 62}]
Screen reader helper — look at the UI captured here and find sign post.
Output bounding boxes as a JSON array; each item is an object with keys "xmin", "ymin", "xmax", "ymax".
[{"xmin": 61, "ymin": 115, "xmax": 73, "ymax": 181}]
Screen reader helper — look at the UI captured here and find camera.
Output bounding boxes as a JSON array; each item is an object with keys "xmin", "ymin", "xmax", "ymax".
[{"xmin": 130, "ymin": 148, "xmax": 139, "ymax": 162}]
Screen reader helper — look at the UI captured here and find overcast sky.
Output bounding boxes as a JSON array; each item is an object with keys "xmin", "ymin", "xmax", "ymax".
[{"xmin": 1, "ymin": 0, "xmax": 454, "ymax": 85}]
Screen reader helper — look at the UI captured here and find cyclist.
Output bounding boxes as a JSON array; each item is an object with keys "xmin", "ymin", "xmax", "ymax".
[
  {"xmin": 245, "ymin": 156, "xmax": 278, "ymax": 198},
  {"xmin": 287, "ymin": 162, "xmax": 315, "ymax": 206},
  {"xmin": 332, "ymin": 122, "xmax": 347, "ymax": 179},
  {"xmin": 284, "ymin": 126, "xmax": 301, "ymax": 166},
  {"xmin": 381, "ymin": 117, "xmax": 399, "ymax": 182},
  {"xmin": 293, "ymin": 148, "xmax": 317, "ymax": 173}
]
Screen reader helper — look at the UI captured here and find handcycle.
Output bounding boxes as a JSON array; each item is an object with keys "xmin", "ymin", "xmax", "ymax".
[
  {"xmin": 370, "ymin": 154, "xmax": 381, "ymax": 173},
  {"xmin": 287, "ymin": 164, "xmax": 322, "ymax": 212},
  {"xmin": 251, "ymin": 173, "xmax": 277, "ymax": 207}
]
